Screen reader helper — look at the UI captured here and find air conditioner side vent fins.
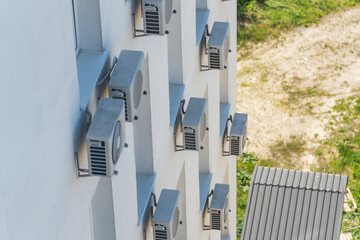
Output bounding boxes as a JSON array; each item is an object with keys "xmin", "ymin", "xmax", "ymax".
[
  {"xmin": 154, "ymin": 224, "xmax": 168, "ymax": 240},
  {"xmin": 211, "ymin": 210, "xmax": 221, "ymax": 230},
  {"xmin": 184, "ymin": 127, "xmax": 196, "ymax": 150},
  {"xmin": 145, "ymin": 4, "xmax": 160, "ymax": 34},
  {"xmin": 89, "ymin": 142, "xmax": 107, "ymax": 176},
  {"xmin": 112, "ymin": 90, "xmax": 128, "ymax": 121},
  {"xmin": 209, "ymin": 48, "xmax": 221, "ymax": 69}
]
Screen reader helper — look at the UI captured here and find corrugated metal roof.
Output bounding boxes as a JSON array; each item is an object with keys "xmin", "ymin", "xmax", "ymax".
[{"xmin": 241, "ymin": 165, "xmax": 348, "ymax": 240}]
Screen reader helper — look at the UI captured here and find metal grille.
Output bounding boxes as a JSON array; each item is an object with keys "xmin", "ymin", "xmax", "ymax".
[
  {"xmin": 89, "ymin": 140, "xmax": 107, "ymax": 176},
  {"xmin": 230, "ymin": 136, "xmax": 240, "ymax": 156},
  {"xmin": 184, "ymin": 127, "xmax": 196, "ymax": 150},
  {"xmin": 154, "ymin": 224, "xmax": 168, "ymax": 240},
  {"xmin": 209, "ymin": 47, "xmax": 220, "ymax": 69},
  {"xmin": 112, "ymin": 89, "xmax": 128, "ymax": 121},
  {"xmin": 145, "ymin": 4, "xmax": 160, "ymax": 35},
  {"xmin": 211, "ymin": 210, "xmax": 221, "ymax": 230}
]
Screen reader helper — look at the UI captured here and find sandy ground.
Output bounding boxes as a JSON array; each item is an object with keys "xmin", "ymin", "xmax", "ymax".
[{"xmin": 237, "ymin": 6, "xmax": 360, "ymax": 171}]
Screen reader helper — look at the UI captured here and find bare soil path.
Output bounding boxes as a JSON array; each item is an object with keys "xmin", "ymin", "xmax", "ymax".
[{"xmin": 237, "ymin": 6, "xmax": 360, "ymax": 171}]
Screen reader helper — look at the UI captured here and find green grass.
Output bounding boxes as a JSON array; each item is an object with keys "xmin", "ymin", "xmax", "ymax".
[
  {"xmin": 237, "ymin": 0, "xmax": 360, "ymax": 49},
  {"xmin": 237, "ymin": 97, "xmax": 360, "ymax": 239},
  {"xmin": 278, "ymin": 82, "xmax": 331, "ymax": 115},
  {"xmin": 311, "ymin": 96, "xmax": 360, "ymax": 237},
  {"xmin": 236, "ymin": 153, "xmax": 258, "ymax": 238}
]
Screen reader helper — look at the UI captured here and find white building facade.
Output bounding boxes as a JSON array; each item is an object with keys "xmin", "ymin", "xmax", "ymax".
[{"xmin": 0, "ymin": 0, "xmax": 238, "ymax": 239}]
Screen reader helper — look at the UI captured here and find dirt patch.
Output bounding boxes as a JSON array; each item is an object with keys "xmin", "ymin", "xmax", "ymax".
[{"xmin": 237, "ymin": 7, "xmax": 360, "ymax": 171}]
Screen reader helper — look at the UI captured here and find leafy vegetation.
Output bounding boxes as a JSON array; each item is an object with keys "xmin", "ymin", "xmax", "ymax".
[
  {"xmin": 313, "ymin": 96, "xmax": 360, "ymax": 237},
  {"xmin": 237, "ymin": 0, "xmax": 360, "ymax": 48},
  {"xmin": 236, "ymin": 153, "xmax": 258, "ymax": 238},
  {"xmin": 237, "ymin": 97, "xmax": 360, "ymax": 239}
]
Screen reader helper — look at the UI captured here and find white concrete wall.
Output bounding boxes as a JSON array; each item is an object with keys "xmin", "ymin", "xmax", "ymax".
[{"xmin": 0, "ymin": 0, "xmax": 237, "ymax": 239}]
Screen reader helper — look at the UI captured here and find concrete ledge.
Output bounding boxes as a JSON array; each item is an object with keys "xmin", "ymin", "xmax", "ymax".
[
  {"xmin": 169, "ymin": 84, "xmax": 185, "ymax": 127},
  {"xmin": 220, "ymin": 103, "xmax": 231, "ymax": 136},
  {"xmin": 76, "ymin": 50, "xmax": 108, "ymax": 108},
  {"xmin": 136, "ymin": 173, "xmax": 156, "ymax": 226},
  {"xmin": 199, "ymin": 173, "xmax": 212, "ymax": 211},
  {"xmin": 196, "ymin": 9, "xmax": 210, "ymax": 45}
]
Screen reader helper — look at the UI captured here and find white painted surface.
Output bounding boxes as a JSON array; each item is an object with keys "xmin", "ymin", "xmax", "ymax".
[{"xmin": 0, "ymin": 0, "xmax": 237, "ymax": 239}]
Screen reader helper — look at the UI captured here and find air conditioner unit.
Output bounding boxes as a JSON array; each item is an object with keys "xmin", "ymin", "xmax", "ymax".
[
  {"xmin": 109, "ymin": 50, "xmax": 145, "ymax": 122},
  {"xmin": 182, "ymin": 97, "xmax": 207, "ymax": 151},
  {"xmin": 208, "ymin": 22, "xmax": 230, "ymax": 70},
  {"xmin": 142, "ymin": 0, "xmax": 173, "ymax": 35},
  {"xmin": 209, "ymin": 184, "xmax": 230, "ymax": 231},
  {"xmin": 152, "ymin": 189, "xmax": 181, "ymax": 240},
  {"xmin": 229, "ymin": 113, "xmax": 248, "ymax": 156},
  {"xmin": 86, "ymin": 98, "xmax": 126, "ymax": 177}
]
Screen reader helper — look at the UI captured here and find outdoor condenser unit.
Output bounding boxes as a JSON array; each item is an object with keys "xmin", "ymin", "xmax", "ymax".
[
  {"xmin": 208, "ymin": 22, "xmax": 230, "ymax": 70},
  {"xmin": 229, "ymin": 113, "xmax": 248, "ymax": 156},
  {"xmin": 142, "ymin": 0, "xmax": 173, "ymax": 35},
  {"xmin": 182, "ymin": 97, "xmax": 207, "ymax": 151},
  {"xmin": 109, "ymin": 50, "xmax": 145, "ymax": 122},
  {"xmin": 86, "ymin": 98, "xmax": 126, "ymax": 177},
  {"xmin": 209, "ymin": 183, "xmax": 230, "ymax": 231},
  {"xmin": 152, "ymin": 189, "xmax": 181, "ymax": 240}
]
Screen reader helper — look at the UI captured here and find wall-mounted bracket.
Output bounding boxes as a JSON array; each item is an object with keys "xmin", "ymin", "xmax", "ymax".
[
  {"xmin": 74, "ymin": 152, "xmax": 91, "ymax": 178},
  {"xmin": 203, "ymin": 189, "xmax": 214, "ymax": 230},
  {"xmin": 132, "ymin": 13, "xmax": 149, "ymax": 38},
  {"xmin": 223, "ymin": 115, "xmax": 233, "ymax": 156},
  {"xmin": 200, "ymin": 25, "xmax": 212, "ymax": 71},
  {"xmin": 85, "ymin": 110, "xmax": 92, "ymax": 131},
  {"xmin": 175, "ymin": 99, "xmax": 186, "ymax": 151},
  {"xmin": 96, "ymin": 56, "xmax": 118, "ymax": 86},
  {"xmin": 150, "ymin": 192, "xmax": 158, "ymax": 218}
]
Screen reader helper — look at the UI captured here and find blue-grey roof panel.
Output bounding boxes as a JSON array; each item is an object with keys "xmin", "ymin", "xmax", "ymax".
[
  {"xmin": 153, "ymin": 189, "xmax": 180, "ymax": 224},
  {"xmin": 241, "ymin": 165, "xmax": 348, "ymax": 240},
  {"xmin": 182, "ymin": 97, "xmax": 206, "ymax": 127},
  {"xmin": 210, "ymin": 183, "xmax": 229, "ymax": 210},
  {"xmin": 109, "ymin": 50, "xmax": 144, "ymax": 88},
  {"xmin": 208, "ymin": 21, "xmax": 229, "ymax": 47}
]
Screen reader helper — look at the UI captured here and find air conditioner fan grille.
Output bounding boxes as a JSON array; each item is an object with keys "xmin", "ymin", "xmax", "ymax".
[
  {"xmin": 145, "ymin": 4, "xmax": 160, "ymax": 34},
  {"xmin": 184, "ymin": 127, "xmax": 196, "ymax": 150},
  {"xmin": 154, "ymin": 224, "xmax": 168, "ymax": 240},
  {"xmin": 230, "ymin": 136, "xmax": 240, "ymax": 156},
  {"xmin": 89, "ymin": 141, "xmax": 107, "ymax": 176},
  {"xmin": 211, "ymin": 211, "xmax": 221, "ymax": 230},
  {"xmin": 209, "ymin": 48, "xmax": 221, "ymax": 69}
]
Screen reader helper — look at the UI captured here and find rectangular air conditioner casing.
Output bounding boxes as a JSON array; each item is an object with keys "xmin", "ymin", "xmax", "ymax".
[
  {"xmin": 208, "ymin": 22, "xmax": 230, "ymax": 70},
  {"xmin": 86, "ymin": 98, "xmax": 126, "ymax": 177},
  {"xmin": 142, "ymin": 0, "xmax": 167, "ymax": 35},
  {"xmin": 109, "ymin": 50, "xmax": 145, "ymax": 122},
  {"xmin": 209, "ymin": 184, "xmax": 230, "ymax": 231},
  {"xmin": 229, "ymin": 113, "xmax": 248, "ymax": 156},
  {"xmin": 152, "ymin": 189, "xmax": 181, "ymax": 240},
  {"xmin": 182, "ymin": 97, "xmax": 207, "ymax": 151}
]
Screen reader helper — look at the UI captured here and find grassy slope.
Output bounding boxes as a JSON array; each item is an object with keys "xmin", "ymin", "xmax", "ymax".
[
  {"xmin": 237, "ymin": 0, "xmax": 360, "ymax": 48},
  {"xmin": 236, "ymin": 0, "xmax": 360, "ymax": 239}
]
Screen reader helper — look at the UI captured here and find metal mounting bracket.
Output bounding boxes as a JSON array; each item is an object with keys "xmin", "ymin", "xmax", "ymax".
[
  {"xmin": 223, "ymin": 115, "xmax": 233, "ymax": 156},
  {"xmin": 96, "ymin": 56, "xmax": 118, "ymax": 86},
  {"xmin": 200, "ymin": 25, "xmax": 212, "ymax": 71},
  {"xmin": 175, "ymin": 99, "xmax": 186, "ymax": 152},
  {"xmin": 74, "ymin": 152, "xmax": 91, "ymax": 178},
  {"xmin": 203, "ymin": 189, "xmax": 214, "ymax": 230},
  {"xmin": 132, "ymin": 13, "xmax": 149, "ymax": 38}
]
